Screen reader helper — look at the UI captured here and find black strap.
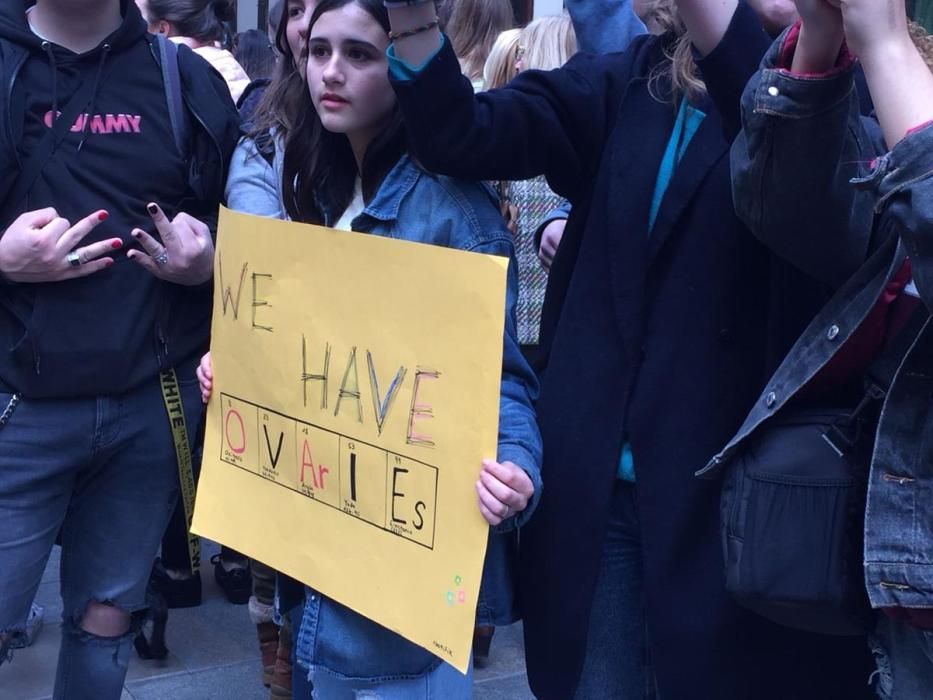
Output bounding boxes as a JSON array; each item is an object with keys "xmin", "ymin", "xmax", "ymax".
[
  {"xmin": 822, "ymin": 300, "xmax": 929, "ymax": 459},
  {"xmin": 866, "ymin": 301, "xmax": 930, "ymax": 393},
  {"xmin": 155, "ymin": 35, "xmax": 188, "ymax": 157},
  {"xmin": 159, "ymin": 368, "xmax": 200, "ymax": 574},
  {"xmin": 0, "ymin": 77, "xmax": 99, "ymax": 227}
]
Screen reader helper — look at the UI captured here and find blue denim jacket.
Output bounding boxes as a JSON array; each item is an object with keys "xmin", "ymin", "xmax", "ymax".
[
  {"xmin": 564, "ymin": 0, "xmax": 646, "ymax": 55},
  {"xmin": 296, "ymin": 154, "xmax": 543, "ymax": 681},
  {"xmin": 703, "ymin": 33, "xmax": 933, "ymax": 612},
  {"xmin": 527, "ymin": 0, "xmax": 648, "ymax": 245}
]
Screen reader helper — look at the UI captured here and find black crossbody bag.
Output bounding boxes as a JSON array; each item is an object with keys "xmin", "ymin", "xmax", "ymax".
[{"xmin": 720, "ymin": 305, "xmax": 929, "ymax": 636}]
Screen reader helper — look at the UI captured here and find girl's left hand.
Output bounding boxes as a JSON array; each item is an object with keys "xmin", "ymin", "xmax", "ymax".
[
  {"xmin": 538, "ymin": 218, "xmax": 565, "ymax": 271},
  {"xmin": 476, "ymin": 459, "xmax": 535, "ymax": 526},
  {"xmin": 196, "ymin": 351, "xmax": 213, "ymax": 404}
]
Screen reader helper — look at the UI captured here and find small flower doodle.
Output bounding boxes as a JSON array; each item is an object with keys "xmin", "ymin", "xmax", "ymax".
[{"xmin": 445, "ymin": 575, "xmax": 467, "ymax": 607}]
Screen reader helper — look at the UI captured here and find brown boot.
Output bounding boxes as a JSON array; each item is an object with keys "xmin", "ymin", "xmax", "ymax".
[
  {"xmin": 270, "ymin": 619, "xmax": 293, "ymax": 699},
  {"xmin": 257, "ymin": 621, "xmax": 279, "ymax": 688}
]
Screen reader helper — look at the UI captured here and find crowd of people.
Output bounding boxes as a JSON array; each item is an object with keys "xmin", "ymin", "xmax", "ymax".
[{"xmin": 1, "ymin": 0, "xmax": 933, "ymax": 698}]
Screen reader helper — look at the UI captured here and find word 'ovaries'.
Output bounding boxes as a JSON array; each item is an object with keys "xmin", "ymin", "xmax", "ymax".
[{"xmin": 219, "ymin": 257, "xmax": 441, "ymax": 448}]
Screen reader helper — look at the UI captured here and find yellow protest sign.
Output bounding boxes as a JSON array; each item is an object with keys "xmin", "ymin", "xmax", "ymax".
[{"xmin": 192, "ymin": 207, "xmax": 507, "ymax": 673}]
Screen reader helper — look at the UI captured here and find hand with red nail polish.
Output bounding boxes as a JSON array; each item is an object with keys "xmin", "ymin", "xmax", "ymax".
[
  {"xmin": 126, "ymin": 202, "xmax": 214, "ymax": 285},
  {"xmin": 0, "ymin": 208, "xmax": 119, "ymax": 283}
]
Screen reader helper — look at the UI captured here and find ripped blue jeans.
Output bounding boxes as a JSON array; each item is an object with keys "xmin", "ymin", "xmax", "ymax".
[
  {"xmin": 0, "ymin": 372, "xmax": 201, "ymax": 699},
  {"xmin": 871, "ymin": 615, "xmax": 933, "ymax": 699}
]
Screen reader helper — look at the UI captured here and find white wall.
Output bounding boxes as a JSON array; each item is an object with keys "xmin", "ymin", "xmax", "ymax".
[
  {"xmin": 533, "ymin": 0, "xmax": 564, "ymax": 18},
  {"xmin": 237, "ymin": 0, "xmax": 259, "ymax": 30}
]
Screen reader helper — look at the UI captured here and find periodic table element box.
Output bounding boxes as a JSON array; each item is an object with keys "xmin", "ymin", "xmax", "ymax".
[{"xmin": 193, "ymin": 207, "xmax": 508, "ymax": 673}]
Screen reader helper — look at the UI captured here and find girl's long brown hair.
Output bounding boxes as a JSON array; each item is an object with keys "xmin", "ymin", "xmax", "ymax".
[
  {"xmin": 249, "ymin": 1, "xmax": 308, "ymax": 154},
  {"xmin": 278, "ymin": 0, "xmax": 407, "ymax": 224}
]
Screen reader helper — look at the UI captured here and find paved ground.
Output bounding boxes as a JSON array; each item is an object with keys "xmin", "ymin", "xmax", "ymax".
[{"xmin": 0, "ymin": 541, "xmax": 534, "ymax": 700}]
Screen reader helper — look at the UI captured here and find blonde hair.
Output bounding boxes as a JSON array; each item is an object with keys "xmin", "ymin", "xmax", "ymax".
[
  {"xmin": 641, "ymin": 0, "xmax": 705, "ymax": 103},
  {"xmin": 518, "ymin": 14, "xmax": 577, "ymax": 73},
  {"xmin": 439, "ymin": 0, "xmax": 515, "ymax": 83},
  {"xmin": 483, "ymin": 29, "xmax": 522, "ymax": 90},
  {"xmin": 910, "ymin": 20, "xmax": 933, "ymax": 72}
]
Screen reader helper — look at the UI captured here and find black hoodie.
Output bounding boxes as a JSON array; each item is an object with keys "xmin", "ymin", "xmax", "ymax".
[{"xmin": 0, "ymin": 0, "xmax": 240, "ymax": 398}]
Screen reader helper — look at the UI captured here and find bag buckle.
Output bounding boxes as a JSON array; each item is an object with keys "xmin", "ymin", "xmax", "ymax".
[
  {"xmin": 822, "ymin": 424, "xmax": 853, "ymax": 458},
  {"xmin": 822, "ymin": 381, "xmax": 886, "ymax": 459}
]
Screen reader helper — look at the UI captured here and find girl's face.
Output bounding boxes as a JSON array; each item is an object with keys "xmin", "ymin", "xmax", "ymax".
[
  {"xmin": 305, "ymin": 4, "xmax": 395, "ymax": 150},
  {"xmin": 285, "ymin": 0, "xmax": 317, "ymax": 62}
]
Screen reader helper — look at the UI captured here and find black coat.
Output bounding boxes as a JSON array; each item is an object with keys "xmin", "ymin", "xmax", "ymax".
[{"xmin": 393, "ymin": 5, "xmax": 871, "ymax": 698}]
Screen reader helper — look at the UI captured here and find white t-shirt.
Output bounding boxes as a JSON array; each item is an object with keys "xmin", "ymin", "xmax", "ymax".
[{"xmin": 333, "ymin": 178, "xmax": 364, "ymax": 231}]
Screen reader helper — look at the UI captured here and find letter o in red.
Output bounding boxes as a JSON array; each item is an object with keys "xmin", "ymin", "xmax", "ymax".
[{"xmin": 225, "ymin": 409, "xmax": 246, "ymax": 454}]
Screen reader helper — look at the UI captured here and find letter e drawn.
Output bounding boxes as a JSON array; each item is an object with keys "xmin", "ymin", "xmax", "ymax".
[
  {"xmin": 391, "ymin": 467, "xmax": 408, "ymax": 525},
  {"xmin": 407, "ymin": 367, "xmax": 440, "ymax": 447},
  {"xmin": 251, "ymin": 273, "xmax": 274, "ymax": 332}
]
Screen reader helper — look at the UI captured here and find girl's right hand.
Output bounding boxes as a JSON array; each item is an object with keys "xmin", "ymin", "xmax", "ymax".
[
  {"xmin": 792, "ymin": 0, "xmax": 844, "ymax": 73},
  {"xmin": 538, "ymin": 219, "xmax": 565, "ymax": 271},
  {"xmin": 475, "ymin": 459, "xmax": 535, "ymax": 527},
  {"xmin": 835, "ymin": 0, "xmax": 933, "ymax": 147},
  {"xmin": 385, "ymin": 2, "xmax": 442, "ymax": 68},
  {"xmin": 196, "ymin": 351, "xmax": 213, "ymax": 404},
  {"xmin": 834, "ymin": 0, "xmax": 911, "ymax": 65}
]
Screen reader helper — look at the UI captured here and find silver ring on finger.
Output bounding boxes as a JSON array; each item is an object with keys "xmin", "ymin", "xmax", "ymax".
[
  {"xmin": 154, "ymin": 250, "xmax": 169, "ymax": 266},
  {"xmin": 502, "ymin": 505, "xmax": 511, "ymax": 518},
  {"xmin": 66, "ymin": 251, "xmax": 81, "ymax": 268}
]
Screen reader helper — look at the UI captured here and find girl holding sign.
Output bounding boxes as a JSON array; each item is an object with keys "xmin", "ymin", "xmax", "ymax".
[{"xmin": 200, "ymin": 0, "xmax": 542, "ymax": 695}]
